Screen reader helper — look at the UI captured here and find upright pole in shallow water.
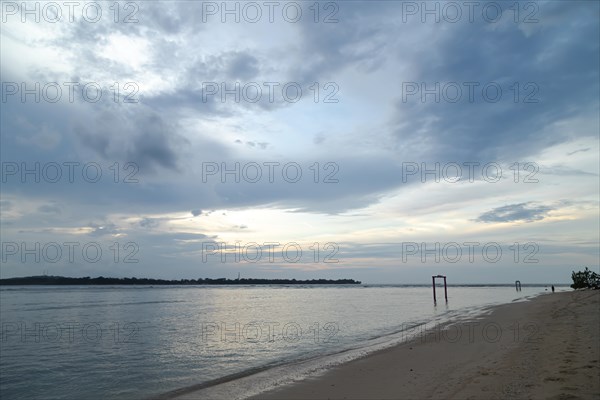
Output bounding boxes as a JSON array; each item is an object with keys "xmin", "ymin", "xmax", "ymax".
[
  {"xmin": 444, "ymin": 276, "xmax": 448, "ymax": 302},
  {"xmin": 432, "ymin": 275, "xmax": 447, "ymax": 303}
]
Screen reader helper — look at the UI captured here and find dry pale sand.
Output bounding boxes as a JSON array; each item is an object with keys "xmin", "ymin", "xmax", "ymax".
[{"xmin": 252, "ymin": 290, "xmax": 600, "ymax": 400}]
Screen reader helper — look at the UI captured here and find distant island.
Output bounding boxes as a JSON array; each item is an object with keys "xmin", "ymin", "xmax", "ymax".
[{"xmin": 0, "ymin": 275, "xmax": 362, "ymax": 285}]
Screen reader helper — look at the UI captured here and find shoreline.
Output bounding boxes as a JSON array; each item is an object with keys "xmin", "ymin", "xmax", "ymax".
[
  {"xmin": 252, "ymin": 289, "xmax": 600, "ymax": 400},
  {"xmin": 158, "ymin": 296, "xmax": 522, "ymax": 400},
  {"xmin": 164, "ymin": 290, "xmax": 599, "ymax": 400}
]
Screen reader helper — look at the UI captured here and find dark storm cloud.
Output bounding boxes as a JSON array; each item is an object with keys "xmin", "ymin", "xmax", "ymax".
[
  {"xmin": 289, "ymin": 2, "xmax": 394, "ymax": 85},
  {"xmin": 75, "ymin": 107, "xmax": 186, "ymax": 172},
  {"xmin": 143, "ymin": 49, "xmax": 272, "ymax": 115},
  {"xmin": 127, "ymin": 126, "xmax": 180, "ymax": 170},
  {"xmin": 388, "ymin": 1, "xmax": 599, "ymax": 163},
  {"xmin": 476, "ymin": 203, "xmax": 554, "ymax": 223},
  {"xmin": 200, "ymin": 156, "xmax": 406, "ymax": 213}
]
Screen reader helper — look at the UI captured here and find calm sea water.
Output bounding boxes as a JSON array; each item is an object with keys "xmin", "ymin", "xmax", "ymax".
[{"xmin": 0, "ymin": 285, "xmax": 557, "ymax": 399}]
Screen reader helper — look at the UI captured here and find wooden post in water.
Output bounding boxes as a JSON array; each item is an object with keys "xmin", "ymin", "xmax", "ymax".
[
  {"xmin": 432, "ymin": 275, "xmax": 448, "ymax": 303},
  {"xmin": 443, "ymin": 276, "xmax": 448, "ymax": 301}
]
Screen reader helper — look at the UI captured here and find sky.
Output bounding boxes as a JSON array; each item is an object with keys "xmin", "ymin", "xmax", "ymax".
[{"xmin": 0, "ymin": 0, "xmax": 598, "ymax": 284}]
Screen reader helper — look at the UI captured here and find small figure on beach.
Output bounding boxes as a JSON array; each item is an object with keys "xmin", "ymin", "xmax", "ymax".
[{"xmin": 551, "ymin": 285, "xmax": 555, "ymax": 293}]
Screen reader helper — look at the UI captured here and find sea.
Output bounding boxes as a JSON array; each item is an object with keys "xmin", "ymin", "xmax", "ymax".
[{"xmin": 0, "ymin": 284, "xmax": 563, "ymax": 399}]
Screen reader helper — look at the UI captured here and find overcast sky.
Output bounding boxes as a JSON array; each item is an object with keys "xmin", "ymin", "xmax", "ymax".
[{"xmin": 1, "ymin": 1, "xmax": 598, "ymax": 283}]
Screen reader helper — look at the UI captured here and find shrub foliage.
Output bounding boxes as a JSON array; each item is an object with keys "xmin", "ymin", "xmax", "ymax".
[{"xmin": 571, "ymin": 267, "xmax": 600, "ymax": 289}]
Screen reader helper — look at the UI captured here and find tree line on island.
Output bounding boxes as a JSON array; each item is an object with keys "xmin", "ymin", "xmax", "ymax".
[
  {"xmin": 3, "ymin": 268, "xmax": 597, "ymax": 287},
  {"xmin": 0, "ymin": 275, "xmax": 362, "ymax": 285}
]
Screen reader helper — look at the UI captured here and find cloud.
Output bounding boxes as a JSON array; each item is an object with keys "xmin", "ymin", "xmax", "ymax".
[
  {"xmin": 15, "ymin": 124, "xmax": 61, "ymax": 151},
  {"xmin": 476, "ymin": 203, "xmax": 554, "ymax": 223},
  {"xmin": 226, "ymin": 52, "xmax": 260, "ymax": 80},
  {"xmin": 567, "ymin": 148, "xmax": 590, "ymax": 156},
  {"xmin": 37, "ymin": 204, "xmax": 61, "ymax": 215},
  {"xmin": 0, "ymin": 200, "xmax": 12, "ymax": 211},
  {"xmin": 75, "ymin": 106, "xmax": 188, "ymax": 172},
  {"xmin": 139, "ymin": 218, "xmax": 160, "ymax": 228},
  {"xmin": 87, "ymin": 222, "xmax": 120, "ymax": 236},
  {"xmin": 313, "ymin": 133, "xmax": 326, "ymax": 145},
  {"xmin": 541, "ymin": 165, "xmax": 598, "ymax": 177},
  {"xmin": 0, "ymin": 1, "xmax": 598, "ymax": 282},
  {"xmin": 387, "ymin": 6, "xmax": 599, "ymax": 163},
  {"xmin": 234, "ymin": 140, "xmax": 269, "ymax": 149}
]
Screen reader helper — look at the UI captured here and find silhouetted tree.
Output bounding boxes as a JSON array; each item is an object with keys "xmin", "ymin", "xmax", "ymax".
[{"xmin": 571, "ymin": 267, "xmax": 600, "ymax": 289}]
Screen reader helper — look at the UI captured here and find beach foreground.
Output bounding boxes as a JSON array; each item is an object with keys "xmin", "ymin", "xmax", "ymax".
[{"xmin": 250, "ymin": 290, "xmax": 599, "ymax": 400}]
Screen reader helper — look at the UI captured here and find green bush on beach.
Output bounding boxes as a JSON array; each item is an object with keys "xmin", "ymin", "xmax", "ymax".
[{"xmin": 570, "ymin": 267, "xmax": 600, "ymax": 289}]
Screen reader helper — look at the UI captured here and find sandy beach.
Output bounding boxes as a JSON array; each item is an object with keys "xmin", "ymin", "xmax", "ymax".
[{"xmin": 249, "ymin": 290, "xmax": 599, "ymax": 400}]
